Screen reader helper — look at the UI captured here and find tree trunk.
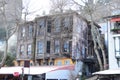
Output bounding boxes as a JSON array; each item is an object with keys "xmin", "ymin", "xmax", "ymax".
[
  {"xmin": 0, "ymin": 2, "xmax": 8, "ymax": 67},
  {"xmin": 0, "ymin": 40, "xmax": 8, "ymax": 67},
  {"xmin": 91, "ymin": 22, "xmax": 103, "ymax": 70},
  {"xmin": 89, "ymin": 11, "xmax": 105, "ymax": 70},
  {"xmin": 96, "ymin": 30, "xmax": 107, "ymax": 70},
  {"xmin": 32, "ymin": 24, "xmax": 37, "ymax": 66}
]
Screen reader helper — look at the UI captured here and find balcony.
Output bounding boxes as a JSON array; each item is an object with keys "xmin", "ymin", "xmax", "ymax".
[{"xmin": 111, "ymin": 28, "xmax": 120, "ymax": 34}]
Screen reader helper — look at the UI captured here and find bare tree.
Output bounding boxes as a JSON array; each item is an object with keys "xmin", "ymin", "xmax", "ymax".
[
  {"xmin": 22, "ymin": 0, "xmax": 42, "ymax": 21},
  {"xmin": 49, "ymin": 0, "xmax": 73, "ymax": 14},
  {"xmin": 22, "ymin": 0, "xmax": 42, "ymax": 66},
  {"xmin": 0, "ymin": 0, "xmax": 22, "ymax": 67},
  {"xmin": 72, "ymin": 0, "xmax": 112, "ymax": 70},
  {"xmin": 50, "ymin": 0, "xmax": 109, "ymax": 71}
]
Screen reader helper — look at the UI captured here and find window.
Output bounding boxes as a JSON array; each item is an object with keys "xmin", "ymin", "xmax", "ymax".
[
  {"xmin": 114, "ymin": 21, "xmax": 120, "ymax": 29},
  {"xmin": 21, "ymin": 27, "xmax": 25, "ymax": 37},
  {"xmin": 38, "ymin": 20, "xmax": 44, "ymax": 35},
  {"xmin": 114, "ymin": 36, "xmax": 120, "ymax": 67},
  {"xmin": 39, "ymin": 20, "xmax": 44, "ymax": 28},
  {"xmin": 27, "ymin": 44, "xmax": 32, "ymax": 55},
  {"xmin": 37, "ymin": 41, "xmax": 44, "ymax": 54},
  {"xmin": 46, "ymin": 41, "xmax": 51, "ymax": 53},
  {"xmin": 57, "ymin": 60, "xmax": 62, "ymax": 66},
  {"xmin": 54, "ymin": 40, "xmax": 60, "ymax": 53},
  {"xmin": 54, "ymin": 17, "xmax": 61, "ymax": 32},
  {"xmin": 63, "ymin": 41, "xmax": 69, "ymax": 52},
  {"xmin": 64, "ymin": 60, "xmax": 70, "ymax": 65},
  {"xmin": 20, "ymin": 45, "xmax": 24, "ymax": 55},
  {"xmin": 63, "ymin": 41, "xmax": 72, "ymax": 53},
  {"xmin": 63, "ymin": 17, "xmax": 70, "ymax": 27},
  {"xmin": 47, "ymin": 20, "xmax": 51, "ymax": 33},
  {"xmin": 28, "ymin": 25, "xmax": 33, "ymax": 37}
]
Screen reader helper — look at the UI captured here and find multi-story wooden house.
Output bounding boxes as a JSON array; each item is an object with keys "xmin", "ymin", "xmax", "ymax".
[
  {"xmin": 16, "ymin": 12, "xmax": 88, "ymax": 66},
  {"xmin": 14, "ymin": 12, "xmax": 106, "ymax": 80}
]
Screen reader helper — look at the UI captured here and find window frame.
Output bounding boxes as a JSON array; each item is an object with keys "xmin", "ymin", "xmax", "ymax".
[
  {"xmin": 63, "ymin": 41, "xmax": 69, "ymax": 52},
  {"xmin": 64, "ymin": 60, "xmax": 70, "ymax": 65},
  {"xmin": 21, "ymin": 27, "xmax": 25, "ymax": 37},
  {"xmin": 56, "ymin": 60, "xmax": 62, "ymax": 66},
  {"xmin": 37, "ymin": 19, "xmax": 45, "ymax": 35},
  {"xmin": 37, "ymin": 41, "xmax": 44, "ymax": 54},
  {"xmin": 63, "ymin": 17, "xmax": 70, "ymax": 28},
  {"xmin": 27, "ymin": 44, "xmax": 32, "ymax": 55},
  {"xmin": 46, "ymin": 41, "xmax": 51, "ymax": 53},
  {"xmin": 47, "ymin": 20, "xmax": 52, "ymax": 33},
  {"xmin": 54, "ymin": 39, "xmax": 60, "ymax": 53},
  {"xmin": 54, "ymin": 17, "xmax": 61, "ymax": 32},
  {"xmin": 28, "ymin": 25, "xmax": 33, "ymax": 37},
  {"xmin": 20, "ymin": 45, "xmax": 24, "ymax": 55}
]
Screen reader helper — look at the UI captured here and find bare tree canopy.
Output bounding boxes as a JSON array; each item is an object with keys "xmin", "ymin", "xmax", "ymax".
[
  {"xmin": 0, "ymin": 0, "xmax": 22, "ymax": 67},
  {"xmin": 22, "ymin": 0, "xmax": 42, "ymax": 21},
  {"xmin": 49, "ymin": 0, "xmax": 73, "ymax": 14},
  {"xmin": 72, "ymin": 0, "xmax": 120, "ymax": 21},
  {"xmin": 49, "ymin": 0, "xmax": 120, "ymax": 71},
  {"xmin": 72, "ymin": 0, "xmax": 110, "ymax": 70}
]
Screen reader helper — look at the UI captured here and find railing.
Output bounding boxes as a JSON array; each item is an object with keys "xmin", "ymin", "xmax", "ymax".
[{"xmin": 111, "ymin": 28, "xmax": 120, "ymax": 34}]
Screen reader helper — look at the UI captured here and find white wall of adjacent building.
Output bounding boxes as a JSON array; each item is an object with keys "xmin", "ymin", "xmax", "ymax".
[
  {"xmin": 107, "ymin": 21, "xmax": 119, "ymax": 69},
  {"xmin": 46, "ymin": 70, "xmax": 76, "ymax": 80},
  {"xmin": 99, "ymin": 20, "xmax": 119, "ymax": 69}
]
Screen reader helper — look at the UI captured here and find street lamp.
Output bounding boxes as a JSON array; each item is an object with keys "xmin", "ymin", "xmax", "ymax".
[{"xmin": 114, "ymin": 36, "xmax": 120, "ymax": 67}]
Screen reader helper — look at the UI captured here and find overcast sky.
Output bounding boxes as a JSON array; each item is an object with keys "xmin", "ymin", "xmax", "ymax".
[
  {"xmin": 22, "ymin": 0, "xmax": 83, "ymax": 20},
  {"xmin": 22, "ymin": 0, "xmax": 51, "ymax": 20}
]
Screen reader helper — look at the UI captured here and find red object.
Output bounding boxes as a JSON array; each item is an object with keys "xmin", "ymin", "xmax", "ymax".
[
  {"xmin": 110, "ymin": 18, "xmax": 120, "ymax": 22},
  {"xmin": 51, "ymin": 65, "xmax": 75, "ymax": 72},
  {"xmin": 13, "ymin": 72, "xmax": 19, "ymax": 77}
]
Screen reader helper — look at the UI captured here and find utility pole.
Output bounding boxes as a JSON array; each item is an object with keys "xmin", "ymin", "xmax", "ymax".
[{"xmin": 21, "ymin": 67, "xmax": 24, "ymax": 80}]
